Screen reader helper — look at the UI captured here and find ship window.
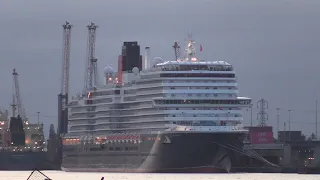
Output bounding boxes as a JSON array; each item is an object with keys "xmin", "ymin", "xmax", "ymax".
[{"xmin": 114, "ymin": 90, "xmax": 120, "ymax": 94}]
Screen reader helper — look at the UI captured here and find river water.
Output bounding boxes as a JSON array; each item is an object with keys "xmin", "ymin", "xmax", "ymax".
[{"xmin": 1, "ymin": 171, "xmax": 319, "ymax": 180}]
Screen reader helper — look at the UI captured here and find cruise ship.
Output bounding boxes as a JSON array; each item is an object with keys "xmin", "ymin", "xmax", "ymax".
[{"xmin": 62, "ymin": 38, "xmax": 252, "ymax": 173}]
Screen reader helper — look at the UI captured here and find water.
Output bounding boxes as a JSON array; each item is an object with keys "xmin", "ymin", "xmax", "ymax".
[{"xmin": 0, "ymin": 171, "xmax": 318, "ymax": 180}]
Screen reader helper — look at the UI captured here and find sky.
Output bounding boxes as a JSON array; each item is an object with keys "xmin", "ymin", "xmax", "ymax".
[{"xmin": 0, "ymin": 0, "xmax": 320, "ymax": 138}]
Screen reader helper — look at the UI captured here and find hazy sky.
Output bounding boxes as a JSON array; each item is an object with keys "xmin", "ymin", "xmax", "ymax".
[{"xmin": 0, "ymin": 0, "xmax": 320, "ymax": 138}]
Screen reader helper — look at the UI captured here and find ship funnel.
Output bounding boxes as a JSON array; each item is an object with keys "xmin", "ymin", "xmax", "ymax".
[{"xmin": 143, "ymin": 47, "xmax": 150, "ymax": 70}]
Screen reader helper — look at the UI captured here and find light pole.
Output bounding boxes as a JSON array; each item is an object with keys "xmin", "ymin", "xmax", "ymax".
[
  {"xmin": 316, "ymin": 100, "xmax": 318, "ymax": 140},
  {"xmin": 276, "ymin": 108, "xmax": 280, "ymax": 139},
  {"xmin": 288, "ymin": 109, "xmax": 291, "ymax": 141},
  {"xmin": 36, "ymin": 112, "xmax": 40, "ymax": 125}
]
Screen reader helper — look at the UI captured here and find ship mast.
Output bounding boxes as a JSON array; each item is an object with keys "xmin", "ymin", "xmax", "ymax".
[{"xmin": 172, "ymin": 41, "xmax": 180, "ymax": 61}]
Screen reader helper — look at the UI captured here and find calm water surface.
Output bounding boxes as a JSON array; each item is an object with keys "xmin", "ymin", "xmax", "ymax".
[{"xmin": 0, "ymin": 171, "xmax": 319, "ymax": 180}]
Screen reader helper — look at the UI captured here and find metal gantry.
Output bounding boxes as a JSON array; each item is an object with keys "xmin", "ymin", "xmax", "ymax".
[{"xmin": 84, "ymin": 22, "xmax": 99, "ymax": 92}]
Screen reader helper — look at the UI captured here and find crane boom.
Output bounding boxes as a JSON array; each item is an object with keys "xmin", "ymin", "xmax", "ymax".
[
  {"xmin": 84, "ymin": 22, "xmax": 99, "ymax": 92},
  {"xmin": 12, "ymin": 68, "xmax": 26, "ymax": 120}
]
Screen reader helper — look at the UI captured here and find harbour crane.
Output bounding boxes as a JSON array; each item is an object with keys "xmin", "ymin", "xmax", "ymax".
[
  {"xmin": 12, "ymin": 68, "xmax": 28, "ymax": 122},
  {"xmin": 83, "ymin": 22, "xmax": 99, "ymax": 93},
  {"xmin": 58, "ymin": 21, "xmax": 72, "ymax": 135}
]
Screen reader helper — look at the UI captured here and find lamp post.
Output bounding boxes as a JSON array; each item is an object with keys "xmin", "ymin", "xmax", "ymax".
[
  {"xmin": 276, "ymin": 108, "xmax": 280, "ymax": 140},
  {"xmin": 288, "ymin": 109, "xmax": 291, "ymax": 141},
  {"xmin": 36, "ymin": 112, "xmax": 40, "ymax": 125}
]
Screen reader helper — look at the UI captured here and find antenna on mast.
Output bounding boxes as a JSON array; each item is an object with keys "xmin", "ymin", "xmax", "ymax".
[{"xmin": 172, "ymin": 41, "xmax": 180, "ymax": 61}]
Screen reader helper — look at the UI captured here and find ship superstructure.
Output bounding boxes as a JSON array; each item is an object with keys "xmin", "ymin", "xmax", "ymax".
[{"xmin": 62, "ymin": 38, "xmax": 252, "ymax": 173}]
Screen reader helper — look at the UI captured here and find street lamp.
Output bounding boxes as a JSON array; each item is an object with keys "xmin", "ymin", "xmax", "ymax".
[{"xmin": 36, "ymin": 112, "xmax": 40, "ymax": 125}]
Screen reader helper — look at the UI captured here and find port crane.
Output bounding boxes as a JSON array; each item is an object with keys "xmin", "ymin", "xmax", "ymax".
[
  {"xmin": 58, "ymin": 21, "xmax": 72, "ymax": 135},
  {"xmin": 12, "ymin": 68, "xmax": 28, "ymax": 122},
  {"xmin": 83, "ymin": 22, "xmax": 99, "ymax": 93}
]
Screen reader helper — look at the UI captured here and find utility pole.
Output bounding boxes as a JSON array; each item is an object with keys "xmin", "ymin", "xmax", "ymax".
[
  {"xmin": 288, "ymin": 109, "xmax": 291, "ymax": 141},
  {"xmin": 36, "ymin": 112, "xmax": 40, "ymax": 125},
  {"xmin": 276, "ymin": 108, "xmax": 280, "ymax": 139},
  {"xmin": 316, "ymin": 100, "xmax": 318, "ymax": 140}
]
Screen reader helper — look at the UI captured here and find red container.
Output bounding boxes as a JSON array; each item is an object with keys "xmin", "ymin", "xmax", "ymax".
[{"xmin": 249, "ymin": 126, "xmax": 273, "ymax": 144}]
